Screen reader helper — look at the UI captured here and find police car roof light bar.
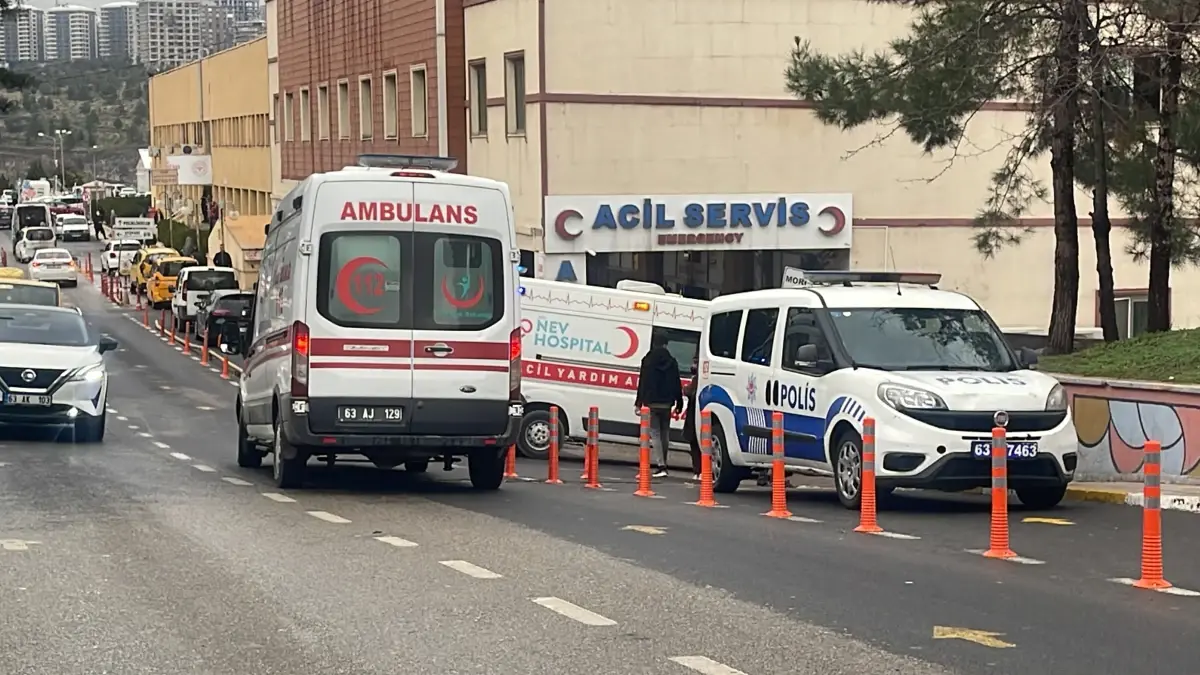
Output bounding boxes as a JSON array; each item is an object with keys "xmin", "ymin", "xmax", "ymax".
[
  {"xmin": 355, "ymin": 154, "xmax": 459, "ymax": 172},
  {"xmin": 799, "ymin": 270, "xmax": 942, "ymax": 287}
]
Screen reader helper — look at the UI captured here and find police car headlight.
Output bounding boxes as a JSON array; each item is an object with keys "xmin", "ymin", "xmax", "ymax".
[
  {"xmin": 69, "ymin": 364, "xmax": 106, "ymax": 383},
  {"xmin": 878, "ymin": 383, "xmax": 947, "ymax": 410},
  {"xmin": 1045, "ymin": 383, "xmax": 1067, "ymax": 411}
]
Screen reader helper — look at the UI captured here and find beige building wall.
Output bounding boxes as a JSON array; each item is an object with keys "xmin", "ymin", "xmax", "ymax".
[
  {"xmin": 265, "ymin": 0, "xmax": 295, "ymax": 204},
  {"xmin": 465, "ymin": 0, "xmax": 1200, "ymax": 332},
  {"xmin": 148, "ymin": 38, "xmax": 274, "ymax": 224}
]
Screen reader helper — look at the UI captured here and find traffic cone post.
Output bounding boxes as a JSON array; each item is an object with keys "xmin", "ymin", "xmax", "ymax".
[
  {"xmin": 1133, "ymin": 440, "xmax": 1172, "ymax": 589},
  {"xmin": 693, "ymin": 409, "xmax": 719, "ymax": 507},
  {"xmin": 142, "ymin": 303, "xmax": 149, "ymax": 328},
  {"xmin": 763, "ymin": 411, "xmax": 792, "ymax": 518},
  {"xmin": 169, "ymin": 315, "xmax": 177, "ymax": 346},
  {"xmin": 220, "ymin": 355, "xmax": 230, "ymax": 379},
  {"xmin": 200, "ymin": 329, "xmax": 209, "ymax": 366},
  {"xmin": 854, "ymin": 416, "xmax": 884, "ymax": 533},
  {"xmin": 545, "ymin": 405, "xmax": 562, "ymax": 484},
  {"xmin": 584, "ymin": 406, "xmax": 601, "ymax": 489},
  {"xmin": 158, "ymin": 309, "xmax": 167, "ymax": 336},
  {"xmin": 634, "ymin": 406, "xmax": 655, "ymax": 497},
  {"xmin": 183, "ymin": 321, "xmax": 192, "ymax": 352},
  {"xmin": 983, "ymin": 427, "xmax": 1017, "ymax": 559},
  {"xmin": 503, "ymin": 444, "xmax": 518, "ymax": 479}
]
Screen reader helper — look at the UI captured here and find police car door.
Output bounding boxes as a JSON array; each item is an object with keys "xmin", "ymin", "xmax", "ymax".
[{"xmin": 770, "ymin": 300, "xmax": 833, "ymax": 469}]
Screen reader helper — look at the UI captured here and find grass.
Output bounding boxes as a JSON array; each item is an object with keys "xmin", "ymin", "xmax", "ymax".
[{"xmin": 1040, "ymin": 328, "xmax": 1200, "ymax": 384}]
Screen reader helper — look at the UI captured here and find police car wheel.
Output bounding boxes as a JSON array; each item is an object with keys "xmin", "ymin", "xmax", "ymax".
[
  {"xmin": 710, "ymin": 419, "xmax": 746, "ymax": 494},
  {"xmin": 1014, "ymin": 484, "xmax": 1067, "ymax": 509},
  {"xmin": 834, "ymin": 432, "xmax": 864, "ymax": 509}
]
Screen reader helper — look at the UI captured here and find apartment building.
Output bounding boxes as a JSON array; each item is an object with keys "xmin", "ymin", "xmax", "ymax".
[
  {"xmin": 0, "ymin": 5, "xmax": 45, "ymax": 63},
  {"xmin": 44, "ymin": 5, "xmax": 99, "ymax": 62},
  {"xmin": 99, "ymin": 1, "xmax": 138, "ymax": 61},
  {"xmin": 275, "ymin": 0, "xmax": 467, "ymax": 181},
  {"xmin": 137, "ymin": 0, "xmax": 210, "ymax": 70}
]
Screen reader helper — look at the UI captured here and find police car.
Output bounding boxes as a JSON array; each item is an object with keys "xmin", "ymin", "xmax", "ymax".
[{"xmin": 696, "ymin": 270, "xmax": 1076, "ymax": 509}]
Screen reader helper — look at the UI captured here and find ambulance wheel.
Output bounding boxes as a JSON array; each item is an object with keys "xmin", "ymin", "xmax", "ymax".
[
  {"xmin": 833, "ymin": 429, "xmax": 864, "ymax": 509},
  {"xmin": 272, "ymin": 421, "xmax": 307, "ymax": 489},
  {"xmin": 468, "ymin": 448, "xmax": 504, "ymax": 490},
  {"xmin": 1015, "ymin": 484, "xmax": 1067, "ymax": 509},
  {"xmin": 516, "ymin": 408, "xmax": 560, "ymax": 460},
  {"xmin": 710, "ymin": 419, "xmax": 747, "ymax": 494},
  {"xmin": 236, "ymin": 414, "xmax": 263, "ymax": 468}
]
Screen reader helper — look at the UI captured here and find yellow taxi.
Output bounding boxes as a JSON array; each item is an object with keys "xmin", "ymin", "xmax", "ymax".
[
  {"xmin": 130, "ymin": 246, "xmax": 178, "ymax": 295},
  {"xmin": 0, "ymin": 267, "xmax": 26, "ymax": 279},
  {"xmin": 147, "ymin": 255, "xmax": 197, "ymax": 309},
  {"xmin": 0, "ymin": 277, "xmax": 61, "ymax": 306}
]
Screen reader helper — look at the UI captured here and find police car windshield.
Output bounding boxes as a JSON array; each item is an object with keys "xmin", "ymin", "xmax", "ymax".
[{"xmin": 827, "ymin": 308, "xmax": 1015, "ymax": 372}]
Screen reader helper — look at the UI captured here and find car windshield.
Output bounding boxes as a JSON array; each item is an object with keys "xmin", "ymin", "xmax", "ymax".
[
  {"xmin": 185, "ymin": 271, "xmax": 238, "ymax": 291},
  {"xmin": 60, "ymin": 217, "xmax": 85, "ymax": 225},
  {"xmin": 214, "ymin": 295, "xmax": 252, "ymax": 314},
  {"xmin": 25, "ymin": 228, "xmax": 53, "ymax": 241},
  {"xmin": 0, "ymin": 284, "xmax": 57, "ymax": 306},
  {"xmin": 0, "ymin": 308, "xmax": 87, "ymax": 345},
  {"xmin": 113, "ymin": 242, "xmax": 141, "ymax": 251},
  {"xmin": 827, "ymin": 307, "xmax": 1016, "ymax": 372},
  {"xmin": 16, "ymin": 206, "xmax": 47, "ymax": 228},
  {"xmin": 34, "ymin": 250, "xmax": 71, "ymax": 261},
  {"xmin": 157, "ymin": 260, "xmax": 191, "ymax": 277}
]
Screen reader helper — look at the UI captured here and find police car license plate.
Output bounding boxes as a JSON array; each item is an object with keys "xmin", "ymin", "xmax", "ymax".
[
  {"xmin": 970, "ymin": 440, "xmax": 1038, "ymax": 460},
  {"xmin": 4, "ymin": 394, "xmax": 51, "ymax": 406},
  {"xmin": 337, "ymin": 405, "xmax": 403, "ymax": 423}
]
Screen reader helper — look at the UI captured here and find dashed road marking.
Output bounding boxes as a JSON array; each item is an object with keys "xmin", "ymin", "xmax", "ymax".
[
  {"xmin": 105, "ymin": 407, "xmax": 117, "ymax": 414},
  {"xmin": 116, "ymin": 416, "xmax": 127, "ymax": 421},
  {"xmin": 138, "ymin": 432, "xmax": 152, "ymax": 438},
  {"xmin": 966, "ymin": 549, "xmax": 1045, "ymax": 565},
  {"xmin": 531, "ymin": 597, "xmax": 617, "ymax": 626},
  {"xmin": 153, "ymin": 441, "xmax": 170, "ymax": 449},
  {"xmin": 127, "ymin": 425, "xmax": 139, "ymax": 430},
  {"xmin": 375, "ymin": 535, "xmax": 419, "ymax": 548},
  {"xmin": 439, "ymin": 560, "xmax": 502, "ymax": 579},
  {"xmin": 668, "ymin": 656, "xmax": 749, "ymax": 675},
  {"xmin": 159, "ymin": 385, "xmax": 172, "ymax": 390},
  {"xmin": 193, "ymin": 464, "xmax": 216, "ymax": 473},
  {"xmin": 168, "ymin": 452, "xmax": 191, "ymax": 461},
  {"xmin": 867, "ymin": 531, "xmax": 921, "ymax": 540},
  {"xmin": 785, "ymin": 515, "xmax": 822, "ymax": 524},
  {"xmin": 1110, "ymin": 577, "xmax": 1200, "ymax": 596},
  {"xmin": 221, "ymin": 477, "xmax": 252, "ymax": 486},
  {"xmin": 196, "ymin": 405, "xmax": 215, "ymax": 411},
  {"xmin": 262, "ymin": 492, "xmax": 296, "ymax": 503},
  {"xmin": 306, "ymin": 510, "xmax": 350, "ymax": 524}
]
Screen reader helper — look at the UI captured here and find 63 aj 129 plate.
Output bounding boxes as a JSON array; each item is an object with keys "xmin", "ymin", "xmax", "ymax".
[{"xmin": 337, "ymin": 405, "xmax": 403, "ymax": 423}]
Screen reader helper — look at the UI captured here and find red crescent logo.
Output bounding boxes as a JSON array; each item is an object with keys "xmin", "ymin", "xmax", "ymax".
[
  {"xmin": 817, "ymin": 206, "xmax": 846, "ymax": 236},
  {"xmin": 554, "ymin": 209, "xmax": 583, "ymax": 240},
  {"xmin": 335, "ymin": 256, "xmax": 386, "ymax": 315},
  {"xmin": 441, "ymin": 276, "xmax": 486, "ymax": 308},
  {"xmin": 613, "ymin": 325, "xmax": 640, "ymax": 359},
  {"xmin": 520, "ymin": 318, "xmax": 533, "ymax": 336}
]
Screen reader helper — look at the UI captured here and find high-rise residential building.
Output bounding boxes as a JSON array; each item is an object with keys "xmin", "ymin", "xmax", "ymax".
[
  {"xmin": 0, "ymin": 5, "xmax": 45, "ymax": 64},
  {"xmin": 137, "ymin": 0, "xmax": 209, "ymax": 70},
  {"xmin": 44, "ymin": 5, "xmax": 99, "ymax": 62},
  {"xmin": 99, "ymin": 1, "xmax": 138, "ymax": 62}
]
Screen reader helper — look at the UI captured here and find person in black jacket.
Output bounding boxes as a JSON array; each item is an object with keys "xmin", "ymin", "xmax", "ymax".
[
  {"xmin": 635, "ymin": 333, "xmax": 684, "ymax": 477},
  {"xmin": 212, "ymin": 245, "xmax": 233, "ymax": 268}
]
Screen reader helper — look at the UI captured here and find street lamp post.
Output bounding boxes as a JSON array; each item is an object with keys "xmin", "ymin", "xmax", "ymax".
[
  {"xmin": 90, "ymin": 145, "xmax": 98, "ymax": 181},
  {"xmin": 37, "ymin": 129, "xmax": 71, "ymax": 192}
]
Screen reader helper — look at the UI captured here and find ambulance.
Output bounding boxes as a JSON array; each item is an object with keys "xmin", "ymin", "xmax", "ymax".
[
  {"xmin": 516, "ymin": 278, "xmax": 709, "ymax": 459},
  {"xmin": 696, "ymin": 270, "xmax": 1076, "ymax": 509},
  {"xmin": 232, "ymin": 155, "xmax": 522, "ymax": 490}
]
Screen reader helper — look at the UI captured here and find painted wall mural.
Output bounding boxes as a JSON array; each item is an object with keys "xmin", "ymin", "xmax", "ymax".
[{"xmin": 1068, "ymin": 382, "xmax": 1200, "ymax": 479}]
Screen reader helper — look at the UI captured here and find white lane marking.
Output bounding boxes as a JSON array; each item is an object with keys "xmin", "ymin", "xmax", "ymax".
[
  {"xmin": 116, "ymin": 416, "xmax": 127, "ymax": 421},
  {"xmin": 439, "ymin": 560, "xmax": 502, "ymax": 579},
  {"xmin": 262, "ymin": 492, "xmax": 296, "ymax": 503},
  {"xmin": 221, "ymin": 477, "xmax": 253, "ymax": 486},
  {"xmin": 196, "ymin": 405, "xmax": 214, "ymax": 411},
  {"xmin": 966, "ymin": 549, "xmax": 1045, "ymax": 565},
  {"xmin": 375, "ymin": 535, "xmax": 419, "ymax": 548},
  {"xmin": 228, "ymin": 381, "xmax": 238, "ymax": 386},
  {"xmin": 105, "ymin": 407, "xmax": 117, "ymax": 414},
  {"xmin": 786, "ymin": 516, "xmax": 822, "ymax": 524},
  {"xmin": 168, "ymin": 452, "xmax": 191, "ymax": 461},
  {"xmin": 193, "ymin": 464, "xmax": 216, "ymax": 472},
  {"xmin": 138, "ymin": 432, "xmax": 152, "ymax": 438},
  {"xmin": 159, "ymin": 385, "xmax": 172, "ymax": 390},
  {"xmin": 669, "ymin": 656, "xmax": 749, "ymax": 675},
  {"xmin": 127, "ymin": 425, "xmax": 139, "ymax": 430},
  {"xmin": 1110, "ymin": 577, "xmax": 1200, "ymax": 596},
  {"xmin": 672, "ymin": 653, "xmax": 744, "ymax": 667},
  {"xmin": 531, "ymin": 597, "xmax": 617, "ymax": 626},
  {"xmin": 867, "ymin": 531, "xmax": 921, "ymax": 540},
  {"xmin": 306, "ymin": 510, "xmax": 350, "ymax": 524},
  {"xmin": 153, "ymin": 441, "xmax": 170, "ymax": 449}
]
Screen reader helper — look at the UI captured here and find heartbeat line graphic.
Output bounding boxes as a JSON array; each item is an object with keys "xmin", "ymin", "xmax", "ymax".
[{"xmin": 521, "ymin": 289, "xmax": 705, "ymax": 322}]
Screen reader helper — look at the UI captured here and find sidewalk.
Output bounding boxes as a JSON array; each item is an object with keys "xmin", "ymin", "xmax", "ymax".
[{"xmin": 1064, "ymin": 481, "xmax": 1200, "ymax": 513}]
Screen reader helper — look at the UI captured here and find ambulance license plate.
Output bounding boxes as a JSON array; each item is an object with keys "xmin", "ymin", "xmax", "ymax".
[
  {"xmin": 970, "ymin": 440, "xmax": 1038, "ymax": 460},
  {"xmin": 337, "ymin": 405, "xmax": 403, "ymax": 423}
]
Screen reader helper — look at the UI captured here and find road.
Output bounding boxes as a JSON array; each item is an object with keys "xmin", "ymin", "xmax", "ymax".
[{"xmin": 0, "ymin": 232, "xmax": 1197, "ymax": 674}]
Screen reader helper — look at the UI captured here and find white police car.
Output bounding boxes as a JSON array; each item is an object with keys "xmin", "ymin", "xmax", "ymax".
[{"xmin": 696, "ymin": 271, "xmax": 1076, "ymax": 509}]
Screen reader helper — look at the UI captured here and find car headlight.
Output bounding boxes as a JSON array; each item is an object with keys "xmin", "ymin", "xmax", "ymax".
[
  {"xmin": 1046, "ymin": 383, "xmax": 1067, "ymax": 411},
  {"xmin": 877, "ymin": 383, "xmax": 947, "ymax": 410},
  {"xmin": 69, "ymin": 363, "xmax": 106, "ymax": 383}
]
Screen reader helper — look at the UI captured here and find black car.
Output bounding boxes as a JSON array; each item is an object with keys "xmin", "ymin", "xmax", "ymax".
[{"xmin": 195, "ymin": 290, "xmax": 253, "ymax": 346}]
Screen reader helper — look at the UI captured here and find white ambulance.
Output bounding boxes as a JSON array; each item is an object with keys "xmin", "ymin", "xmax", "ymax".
[
  {"xmin": 232, "ymin": 155, "xmax": 522, "ymax": 490},
  {"xmin": 516, "ymin": 278, "xmax": 709, "ymax": 458},
  {"xmin": 696, "ymin": 270, "xmax": 1076, "ymax": 509}
]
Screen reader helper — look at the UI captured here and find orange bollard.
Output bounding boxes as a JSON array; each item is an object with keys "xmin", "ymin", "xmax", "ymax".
[
  {"xmin": 634, "ymin": 406, "xmax": 655, "ymax": 497},
  {"xmin": 183, "ymin": 321, "xmax": 192, "ymax": 352},
  {"xmin": 158, "ymin": 309, "xmax": 166, "ymax": 335},
  {"xmin": 546, "ymin": 405, "xmax": 562, "ymax": 484},
  {"xmin": 100, "ymin": 274, "xmax": 108, "ymax": 297},
  {"xmin": 694, "ymin": 409, "xmax": 718, "ymax": 507},
  {"xmin": 142, "ymin": 303, "xmax": 149, "ymax": 328},
  {"xmin": 854, "ymin": 416, "xmax": 884, "ymax": 533},
  {"xmin": 200, "ymin": 328, "xmax": 210, "ymax": 366},
  {"xmin": 169, "ymin": 316, "xmax": 177, "ymax": 346},
  {"xmin": 1133, "ymin": 440, "xmax": 1172, "ymax": 589},
  {"xmin": 135, "ymin": 288, "xmax": 143, "ymax": 310},
  {"xmin": 763, "ymin": 411, "xmax": 792, "ymax": 518},
  {"xmin": 983, "ymin": 426, "xmax": 1017, "ymax": 559},
  {"xmin": 584, "ymin": 406, "xmax": 601, "ymax": 489},
  {"xmin": 503, "ymin": 444, "xmax": 518, "ymax": 479},
  {"xmin": 220, "ymin": 355, "xmax": 230, "ymax": 379}
]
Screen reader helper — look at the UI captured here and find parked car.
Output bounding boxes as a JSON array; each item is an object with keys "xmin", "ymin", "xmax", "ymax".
[
  {"xmin": 194, "ymin": 290, "xmax": 253, "ymax": 345},
  {"xmin": 14, "ymin": 226, "xmax": 57, "ymax": 263}
]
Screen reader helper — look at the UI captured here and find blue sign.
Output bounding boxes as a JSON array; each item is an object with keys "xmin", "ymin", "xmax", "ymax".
[{"xmin": 590, "ymin": 198, "xmax": 814, "ymax": 230}]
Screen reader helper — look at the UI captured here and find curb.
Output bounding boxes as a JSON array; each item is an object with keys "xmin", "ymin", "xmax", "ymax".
[
  {"xmin": 973, "ymin": 485, "xmax": 1200, "ymax": 514},
  {"xmin": 151, "ymin": 318, "xmax": 243, "ymax": 374}
]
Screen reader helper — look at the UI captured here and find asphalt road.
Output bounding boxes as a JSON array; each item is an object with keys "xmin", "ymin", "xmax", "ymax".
[{"xmin": 1, "ymin": 232, "xmax": 1198, "ymax": 674}]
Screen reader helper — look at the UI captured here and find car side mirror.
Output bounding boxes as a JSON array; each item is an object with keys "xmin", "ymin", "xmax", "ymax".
[
  {"xmin": 793, "ymin": 343, "xmax": 819, "ymax": 366},
  {"xmin": 98, "ymin": 335, "xmax": 118, "ymax": 353},
  {"xmin": 1019, "ymin": 347, "xmax": 1039, "ymax": 368}
]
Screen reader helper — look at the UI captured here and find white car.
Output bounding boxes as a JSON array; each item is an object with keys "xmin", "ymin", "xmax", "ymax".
[
  {"xmin": 101, "ymin": 239, "xmax": 141, "ymax": 276},
  {"xmin": 0, "ymin": 303, "xmax": 114, "ymax": 441},
  {"xmin": 15, "ymin": 226, "xmax": 56, "ymax": 263},
  {"xmin": 697, "ymin": 270, "xmax": 1076, "ymax": 509},
  {"xmin": 55, "ymin": 214, "xmax": 90, "ymax": 242},
  {"xmin": 29, "ymin": 248, "xmax": 78, "ymax": 286}
]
